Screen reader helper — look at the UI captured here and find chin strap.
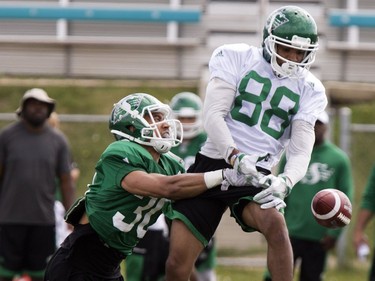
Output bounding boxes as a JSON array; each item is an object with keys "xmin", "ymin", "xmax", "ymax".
[{"xmin": 151, "ymin": 139, "xmax": 172, "ymax": 154}]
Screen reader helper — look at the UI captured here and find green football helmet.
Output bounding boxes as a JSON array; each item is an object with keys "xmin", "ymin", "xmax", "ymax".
[
  {"xmin": 169, "ymin": 92, "xmax": 203, "ymax": 139},
  {"xmin": 262, "ymin": 6, "xmax": 319, "ymax": 78},
  {"xmin": 109, "ymin": 93, "xmax": 182, "ymax": 154}
]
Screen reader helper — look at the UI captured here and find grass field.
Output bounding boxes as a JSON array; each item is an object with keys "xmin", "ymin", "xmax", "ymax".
[
  {"xmin": 215, "ymin": 261, "xmax": 370, "ymax": 281},
  {"xmin": 122, "ymin": 256, "xmax": 371, "ymax": 280}
]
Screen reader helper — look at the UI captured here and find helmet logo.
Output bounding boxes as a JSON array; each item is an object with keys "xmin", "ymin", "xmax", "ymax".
[
  {"xmin": 272, "ymin": 12, "xmax": 289, "ymax": 31},
  {"xmin": 111, "ymin": 106, "xmax": 126, "ymax": 125},
  {"xmin": 111, "ymin": 101, "xmax": 136, "ymax": 124},
  {"xmin": 111, "ymin": 96, "xmax": 142, "ymax": 125},
  {"xmin": 127, "ymin": 96, "xmax": 142, "ymax": 110}
]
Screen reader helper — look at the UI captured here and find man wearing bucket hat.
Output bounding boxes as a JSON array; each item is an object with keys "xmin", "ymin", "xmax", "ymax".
[
  {"xmin": 263, "ymin": 111, "xmax": 353, "ymax": 281},
  {"xmin": 0, "ymin": 89, "xmax": 76, "ymax": 281}
]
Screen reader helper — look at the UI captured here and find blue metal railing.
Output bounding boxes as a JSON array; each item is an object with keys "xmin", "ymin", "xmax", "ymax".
[
  {"xmin": 0, "ymin": 5, "xmax": 201, "ymax": 23},
  {"xmin": 329, "ymin": 10, "xmax": 375, "ymax": 27}
]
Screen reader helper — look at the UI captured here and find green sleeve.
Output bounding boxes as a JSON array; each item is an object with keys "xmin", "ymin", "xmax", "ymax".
[{"xmin": 360, "ymin": 164, "xmax": 375, "ymax": 212}]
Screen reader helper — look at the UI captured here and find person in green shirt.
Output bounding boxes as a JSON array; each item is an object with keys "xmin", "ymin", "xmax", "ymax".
[
  {"xmin": 44, "ymin": 93, "xmax": 252, "ymax": 281},
  {"xmin": 353, "ymin": 163, "xmax": 375, "ymax": 281},
  {"xmin": 264, "ymin": 110, "xmax": 354, "ymax": 281}
]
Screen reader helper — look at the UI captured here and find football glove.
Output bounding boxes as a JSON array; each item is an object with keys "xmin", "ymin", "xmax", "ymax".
[
  {"xmin": 230, "ymin": 153, "xmax": 259, "ymax": 176},
  {"xmin": 254, "ymin": 193, "xmax": 287, "ymax": 211},
  {"xmin": 230, "ymin": 152, "xmax": 269, "ymax": 176},
  {"xmin": 221, "ymin": 168, "xmax": 259, "ymax": 191},
  {"xmin": 253, "ymin": 174, "xmax": 292, "ymax": 210}
]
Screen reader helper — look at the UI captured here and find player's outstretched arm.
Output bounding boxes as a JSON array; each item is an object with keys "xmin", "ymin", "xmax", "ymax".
[{"xmin": 121, "ymin": 169, "xmax": 253, "ymax": 200}]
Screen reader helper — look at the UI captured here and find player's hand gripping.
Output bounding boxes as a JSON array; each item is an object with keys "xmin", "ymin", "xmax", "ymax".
[
  {"xmin": 221, "ymin": 169, "xmax": 259, "ymax": 191},
  {"xmin": 253, "ymin": 174, "xmax": 292, "ymax": 210},
  {"xmin": 228, "ymin": 152, "xmax": 269, "ymax": 189},
  {"xmin": 230, "ymin": 152, "xmax": 259, "ymax": 177}
]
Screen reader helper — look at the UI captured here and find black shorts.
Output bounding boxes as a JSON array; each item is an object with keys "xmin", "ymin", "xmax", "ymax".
[
  {"xmin": 0, "ymin": 224, "xmax": 55, "ymax": 277},
  {"xmin": 165, "ymin": 153, "xmax": 269, "ymax": 246},
  {"xmin": 44, "ymin": 224, "xmax": 125, "ymax": 281},
  {"xmin": 126, "ymin": 229, "xmax": 169, "ymax": 281}
]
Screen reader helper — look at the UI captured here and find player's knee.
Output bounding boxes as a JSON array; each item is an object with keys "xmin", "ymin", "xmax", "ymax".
[
  {"xmin": 166, "ymin": 254, "xmax": 191, "ymax": 278},
  {"xmin": 166, "ymin": 254, "xmax": 180, "ymax": 273},
  {"xmin": 260, "ymin": 211, "xmax": 289, "ymax": 242}
]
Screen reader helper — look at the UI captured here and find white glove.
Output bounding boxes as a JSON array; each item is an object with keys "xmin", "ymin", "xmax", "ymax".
[
  {"xmin": 230, "ymin": 152, "xmax": 269, "ymax": 177},
  {"xmin": 230, "ymin": 153, "xmax": 259, "ymax": 176},
  {"xmin": 253, "ymin": 174, "xmax": 292, "ymax": 210},
  {"xmin": 221, "ymin": 169, "xmax": 259, "ymax": 191},
  {"xmin": 254, "ymin": 193, "xmax": 287, "ymax": 211}
]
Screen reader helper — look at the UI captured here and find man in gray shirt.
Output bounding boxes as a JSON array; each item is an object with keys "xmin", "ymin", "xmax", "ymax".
[{"xmin": 0, "ymin": 89, "xmax": 76, "ymax": 281}]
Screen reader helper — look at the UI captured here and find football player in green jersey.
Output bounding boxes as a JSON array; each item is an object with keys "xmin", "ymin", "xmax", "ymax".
[{"xmin": 44, "ymin": 93, "xmax": 254, "ymax": 281}]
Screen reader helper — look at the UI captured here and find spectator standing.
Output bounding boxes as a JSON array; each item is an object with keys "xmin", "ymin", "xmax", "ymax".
[
  {"xmin": 165, "ymin": 6, "xmax": 328, "ymax": 281},
  {"xmin": 353, "ymin": 163, "xmax": 375, "ymax": 281},
  {"xmin": 264, "ymin": 111, "xmax": 354, "ymax": 281},
  {"xmin": 44, "ymin": 93, "xmax": 253, "ymax": 281},
  {"xmin": 0, "ymin": 89, "xmax": 76, "ymax": 281}
]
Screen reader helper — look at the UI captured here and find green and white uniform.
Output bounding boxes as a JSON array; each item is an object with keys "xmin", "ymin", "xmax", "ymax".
[
  {"xmin": 200, "ymin": 44, "xmax": 327, "ymax": 169},
  {"xmin": 86, "ymin": 139, "xmax": 184, "ymax": 256}
]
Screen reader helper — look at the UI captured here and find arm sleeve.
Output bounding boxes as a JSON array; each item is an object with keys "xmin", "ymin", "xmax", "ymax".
[
  {"xmin": 203, "ymin": 77, "xmax": 238, "ymax": 162},
  {"xmin": 282, "ymin": 119, "xmax": 315, "ymax": 187}
]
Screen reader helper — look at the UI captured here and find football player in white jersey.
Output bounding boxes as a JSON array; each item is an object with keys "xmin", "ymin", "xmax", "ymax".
[{"xmin": 165, "ymin": 6, "xmax": 328, "ymax": 281}]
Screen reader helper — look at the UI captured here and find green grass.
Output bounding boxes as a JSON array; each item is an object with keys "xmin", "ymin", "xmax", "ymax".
[
  {"xmin": 215, "ymin": 261, "xmax": 369, "ymax": 281},
  {"xmin": 121, "ymin": 258, "xmax": 370, "ymax": 280}
]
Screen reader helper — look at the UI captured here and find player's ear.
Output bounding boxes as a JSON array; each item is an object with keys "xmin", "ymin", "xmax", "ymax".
[{"xmin": 127, "ymin": 125, "xmax": 135, "ymax": 132}]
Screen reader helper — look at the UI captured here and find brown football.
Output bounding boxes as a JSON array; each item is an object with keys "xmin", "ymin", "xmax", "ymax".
[{"xmin": 311, "ymin": 188, "xmax": 352, "ymax": 229}]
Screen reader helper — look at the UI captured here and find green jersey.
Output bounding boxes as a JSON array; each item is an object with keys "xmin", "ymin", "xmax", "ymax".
[
  {"xmin": 170, "ymin": 132, "xmax": 207, "ymax": 169},
  {"xmin": 85, "ymin": 140, "xmax": 184, "ymax": 256},
  {"xmin": 281, "ymin": 141, "xmax": 353, "ymax": 241}
]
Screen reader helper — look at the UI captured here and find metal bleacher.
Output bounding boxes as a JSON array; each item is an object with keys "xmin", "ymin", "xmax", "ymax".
[
  {"xmin": 0, "ymin": 0, "xmax": 204, "ymax": 79},
  {"xmin": 0, "ymin": 0, "xmax": 375, "ymax": 90}
]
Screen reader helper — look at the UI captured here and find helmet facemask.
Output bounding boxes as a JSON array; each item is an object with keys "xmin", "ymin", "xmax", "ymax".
[
  {"xmin": 140, "ymin": 104, "xmax": 183, "ymax": 154},
  {"xmin": 264, "ymin": 34, "xmax": 317, "ymax": 79}
]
